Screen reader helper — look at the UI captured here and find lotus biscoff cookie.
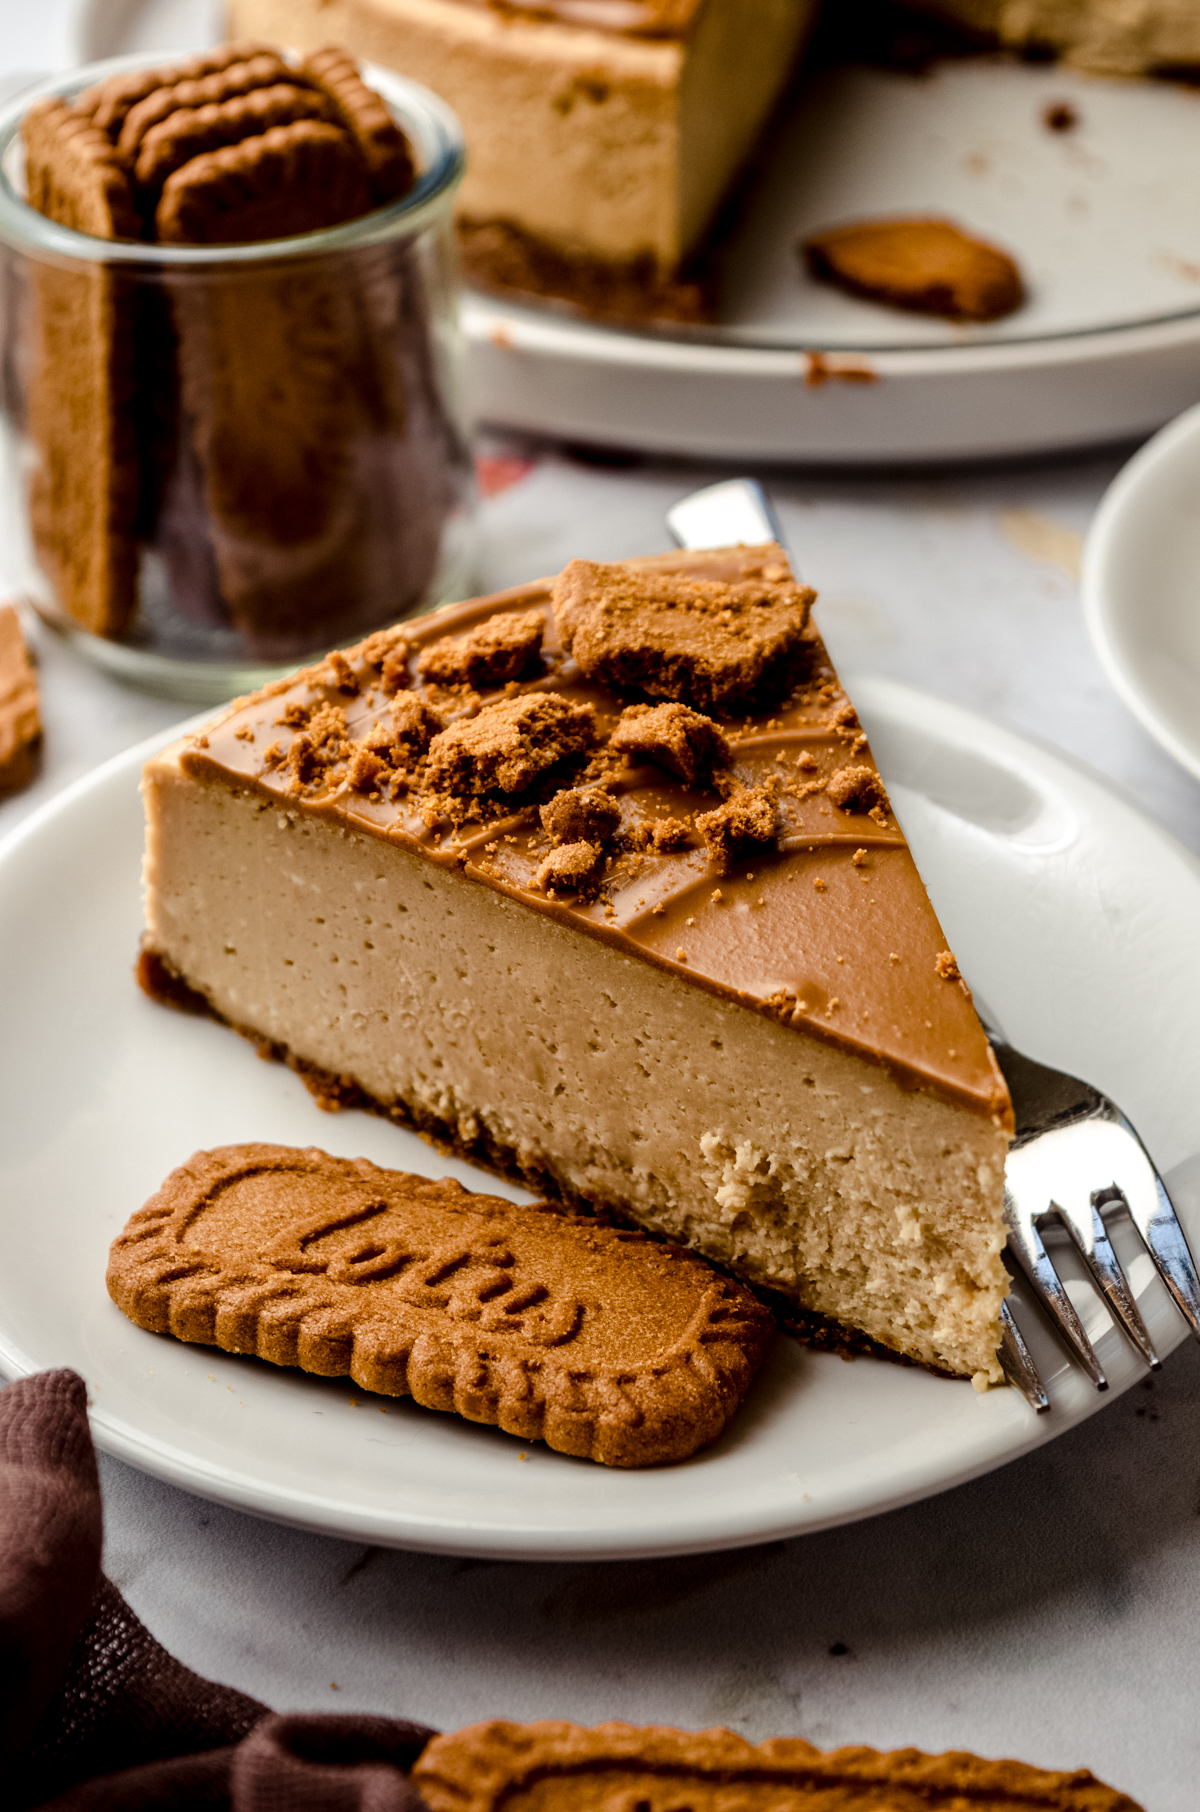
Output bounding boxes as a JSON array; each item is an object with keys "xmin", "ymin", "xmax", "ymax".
[
  {"xmin": 20, "ymin": 99, "xmax": 141, "ymax": 638},
  {"xmin": 107, "ymin": 1145, "xmax": 773, "ymax": 1467},
  {"xmin": 19, "ymin": 44, "xmax": 422, "ymax": 651},
  {"xmin": 412, "ymin": 1720, "xmax": 1143, "ymax": 1812}
]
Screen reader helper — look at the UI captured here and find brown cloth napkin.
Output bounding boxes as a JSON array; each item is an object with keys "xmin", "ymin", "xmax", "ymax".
[{"xmin": 0, "ymin": 1370, "xmax": 436, "ymax": 1810}]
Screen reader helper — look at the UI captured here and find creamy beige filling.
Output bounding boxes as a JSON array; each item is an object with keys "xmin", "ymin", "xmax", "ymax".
[
  {"xmin": 143, "ymin": 752, "xmax": 1009, "ymax": 1384},
  {"xmin": 227, "ymin": 0, "xmax": 816, "ymax": 266}
]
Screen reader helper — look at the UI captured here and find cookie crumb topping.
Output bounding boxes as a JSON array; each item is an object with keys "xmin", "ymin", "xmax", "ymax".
[
  {"xmin": 537, "ymin": 839, "xmax": 605, "ymax": 896},
  {"xmin": 540, "ymin": 785, "xmax": 621, "ymax": 847},
  {"xmin": 552, "ymin": 558, "xmax": 812, "ymax": 713},
  {"xmin": 610, "ymin": 702, "xmax": 731, "ymax": 783},
  {"xmin": 826, "ymin": 764, "xmax": 888, "ymax": 813},
  {"xmin": 425, "ymin": 692, "xmax": 595, "ymax": 805},
  {"xmin": 389, "ymin": 694, "xmax": 442, "ymax": 756},
  {"xmin": 696, "ymin": 785, "xmax": 776, "ymax": 872},
  {"xmin": 417, "ymin": 608, "xmax": 545, "ymax": 690}
]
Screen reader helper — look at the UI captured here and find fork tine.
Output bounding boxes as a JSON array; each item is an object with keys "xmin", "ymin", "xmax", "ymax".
[
  {"xmin": 1111, "ymin": 1119, "xmax": 1200, "ymax": 1339},
  {"xmin": 1004, "ymin": 1186, "xmax": 1107, "ymax": 1388},
  {"xmin": 1056, "ymin": 1191, "xmax": 1159, "ymax": 1368},
  {"xmin": 998, "ymin": 1301, "xmax": 1049, "ymax": 1412}
]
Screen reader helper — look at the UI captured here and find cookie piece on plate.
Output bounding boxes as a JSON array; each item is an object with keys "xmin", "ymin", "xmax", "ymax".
[{"xmin": 803, "ymin": 217, "xmax": 1025, "ymax": 323}]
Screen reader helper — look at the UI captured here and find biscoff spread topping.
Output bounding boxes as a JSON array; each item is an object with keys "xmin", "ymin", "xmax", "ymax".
[{"xmin": 551, "ymin": 558, "xmax": 813, "ymax": 713}]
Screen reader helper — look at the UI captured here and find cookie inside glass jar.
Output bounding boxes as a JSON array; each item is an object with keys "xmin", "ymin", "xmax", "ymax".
[{"xmin": 15, "ymin": 45, "xmax": 471, "ymax": 669}]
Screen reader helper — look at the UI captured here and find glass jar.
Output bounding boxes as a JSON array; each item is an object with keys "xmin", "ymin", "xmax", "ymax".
[{"xmin": 0, "ymin": 55, "xmax": 476, "ymax": 703}]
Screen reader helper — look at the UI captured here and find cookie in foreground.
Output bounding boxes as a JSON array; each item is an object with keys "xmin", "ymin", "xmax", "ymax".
[
  {"xmin": 106, "ymin": 1144, "xmax": 773, "ymax": 1467},
  {"xmin": 412, "ymin": 1719, "xmax": 1142, "ymax": 1812}
]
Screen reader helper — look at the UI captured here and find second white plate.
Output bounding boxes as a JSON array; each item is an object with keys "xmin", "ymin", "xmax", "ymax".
[
  {"xmin": 1084, "ymin": 399, "xmax": 1200, "ymax": 785},
  {"xmin": 1, "ymin": 678, "xmax": 1199, "ymax": 1558}
]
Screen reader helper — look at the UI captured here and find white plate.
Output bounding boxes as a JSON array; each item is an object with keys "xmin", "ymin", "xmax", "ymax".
[
  {"xmin": 68, "ymin": 0, "xmax": 1200, "ymax": 462},
  {"xmin": 1083, "ymin": 400, "xmax": 1200, "ymax": 785},
  {"xmin": 2, "ymin": 679, "xmax": 1199, "ymax": 1559}
]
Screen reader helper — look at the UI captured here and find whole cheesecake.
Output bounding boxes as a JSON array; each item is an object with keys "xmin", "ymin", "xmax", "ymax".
[
  {"xmin": 226, "ymin": 0, "xmax": 1200, "ymax": 323},
  {"xmin": 138, "ymin": 545, "xmax": 1013, "ymax": 1387},
  {"xmin": 224, "ymin": 0, "xmax": 820, "ymax": 321}
]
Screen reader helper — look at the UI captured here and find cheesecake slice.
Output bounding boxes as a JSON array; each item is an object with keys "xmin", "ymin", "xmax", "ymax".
[
  {"xmin": 138, "ymin": 546, "xmax": 1012, "ymax": 1386},
  {"xmin": 224, "ymin": 0, "xmax": 818, "ymax": 321}
]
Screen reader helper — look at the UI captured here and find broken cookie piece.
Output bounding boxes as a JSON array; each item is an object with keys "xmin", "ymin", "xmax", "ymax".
[
  {"xmin": 425, "ymin": 692, "xmax": 594, "ymax": 802},
  {"xmin": 552, "ymin": 557, "xmax": 813, "ymax": 714},
  {"xmin": 537, "ymin": 839, "xmax": 605, "ymax": 895},
  {"xmin": 388, "ymin": 693, "xmax": 442, "ymax": 756},
  {"xmin": 827, "ymin": 764, "xmax": 888, "ymax": 814},
  {"xmin": 696, "ymin": 785, "xmax": 776, "ymax": 872},
  {"xmin": 632, "ymin": 815, "xmax": 692, "ymax": 853},
  {"xmin": 610, "ymin": 702, "xmax": 731, "ymax": 785},
  {"xmin": 417, "ymin": 608, "xmax": 545, "ymax": 690},
  {"xmin": 803, "ymin": 217, "xmax": 1025, "ymax": 323},
  {"xmin": 540, "ymin": 785, "xmax": 621, "ymax": 847}
]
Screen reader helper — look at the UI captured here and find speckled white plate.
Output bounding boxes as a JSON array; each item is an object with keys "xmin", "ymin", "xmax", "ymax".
[
  {"xmin": 1, "ymin": 678, "xmax": 1198, "ymax": 1557},
  {"xmin": 1083, "ymin": 400, "xmax": 1200, "ymax": 786}
]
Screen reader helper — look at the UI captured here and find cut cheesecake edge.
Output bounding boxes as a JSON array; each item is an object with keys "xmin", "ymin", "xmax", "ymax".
[
  {"xmin": 138, "ymin": 547, "xmax": 1012, "ymax": 1386},
  {"xmin": 225, "ymin": 0, "xmax": 820, "ymax": 320}
]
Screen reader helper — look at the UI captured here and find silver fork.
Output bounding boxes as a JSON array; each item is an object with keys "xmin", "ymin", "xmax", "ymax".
[
  {"xmin": 666, "ymin": 478, "xmax": 1200, "ymax": 1412},
  {"xmin": 991, "ymin": 1038, "xmax": 1200, "ymax": 1411}
]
